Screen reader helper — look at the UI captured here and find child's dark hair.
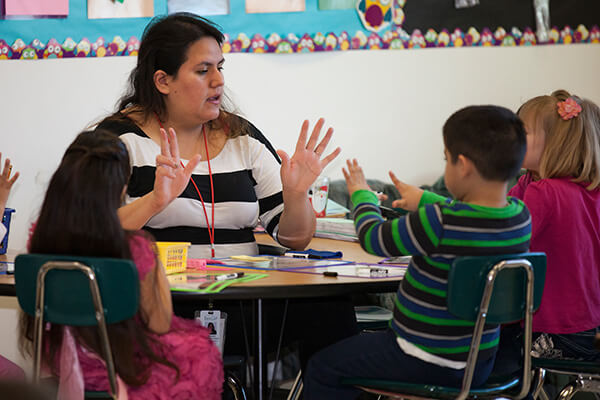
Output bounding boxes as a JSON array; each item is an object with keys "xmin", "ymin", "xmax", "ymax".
[
  {"xmin": 443, "ymin": 105, "xmax": 526, "ymax": 181},
  {"xmin": 20, "ymin": 130, "xmax": 178, "ymax": 386}
]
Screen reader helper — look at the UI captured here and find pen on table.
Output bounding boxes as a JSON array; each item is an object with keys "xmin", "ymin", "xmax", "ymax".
[
  {"xmin": 284, "ymin": 252, "xmax": 324, "ymax": 259},
  {"xmin": 215, "ymin": 272, "xmax": 244, "ymax": 281}
]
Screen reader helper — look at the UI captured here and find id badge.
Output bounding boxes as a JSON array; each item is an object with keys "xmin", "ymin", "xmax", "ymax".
[{"xmin": 195, "ymin": 310, "xmax": 227, "ymax": 353}]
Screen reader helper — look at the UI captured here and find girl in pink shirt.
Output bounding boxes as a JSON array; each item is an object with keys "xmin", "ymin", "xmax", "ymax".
[
  {"xmin": 19, "ymin": 130, "xmax": 223, "ymax": 399},
  {"xmin": 508, "ymin": 89, "xmax": 600, "ymax": 360}
]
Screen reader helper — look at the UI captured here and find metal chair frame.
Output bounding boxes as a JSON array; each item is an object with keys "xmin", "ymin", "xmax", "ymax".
[
  {"xmin": 29, "ymin": 260, "xmax": 125, "ymax": 400},
  {"xmin": 350, "ymin": 256, "xmax": 542, "ymax": 400}
]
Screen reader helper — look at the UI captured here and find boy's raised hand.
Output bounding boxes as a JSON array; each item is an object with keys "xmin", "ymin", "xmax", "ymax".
[
  {"xmin": 342, "ymin": 159, "xmax": 370, "ymax": 196},
  {"xmin": 389, "ymin": 171, "xmax": 423, "ymax": 212}
]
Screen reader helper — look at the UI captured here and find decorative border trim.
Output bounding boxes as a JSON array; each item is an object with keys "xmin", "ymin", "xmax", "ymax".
[{"xmin": 0, "ymin": 25, "xmax": 598, "ymax": 59}]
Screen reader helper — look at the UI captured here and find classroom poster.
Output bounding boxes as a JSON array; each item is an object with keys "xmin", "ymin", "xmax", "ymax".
[
  {"xmin": 246, "ymin": 0, "xmax": 305, "ymax": 14},
  {"xmin": 318, "ymin": 0, "xmax": 355, "ymax": 10},
  {"xmin": 5, "ymin": 0, "xmax": 68, "ymax": 16},
  {"xmin": 168, "ymin": 0, "xmax": 229, "ymax": 15},
  {"xmin": 88, "ymin": 0, "xmax": 154, "ymax": 19}
]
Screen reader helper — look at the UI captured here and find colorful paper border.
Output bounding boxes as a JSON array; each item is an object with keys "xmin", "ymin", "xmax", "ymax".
[{"xmin": 0, "ymin": 24, "xmax": 598, "ymax": 60}]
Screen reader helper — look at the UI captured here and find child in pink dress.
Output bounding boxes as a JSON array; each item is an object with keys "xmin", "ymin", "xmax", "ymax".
[
  {"xmin": 19, "ymin": 130, "xmax": 223, "ymax": 399},
  {"xmin": 508, "ymin": 90, "xmax": 600, "ymax": 360}
]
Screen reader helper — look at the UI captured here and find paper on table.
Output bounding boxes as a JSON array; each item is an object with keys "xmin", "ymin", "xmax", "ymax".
[
  {"xmin": 315, "ymin": 218, "xmax": 358, "ymax": 242},
  {"xmin": 167, "ymin": 0, "xmax": 229, "ymax": 15},
  {"xmin": 246, "ymin": 0, "xmax": 305, "ymax": 13},
  {"xmin": 5, "ymin": 0, "xmax": 68, "ymax": 16},
  {"xmin": 88, "ymin": 0, "xmax": 153, "ymax": 19},
  {"xmin": 326, "ymin": 199, "xmax": 350, "ymax": 217}
]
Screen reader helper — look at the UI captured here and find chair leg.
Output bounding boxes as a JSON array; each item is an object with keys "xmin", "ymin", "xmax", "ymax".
[
  {"xmin": 286, "ymin": 370, "xmax": 303, "ymax": 400},
  {"xmin": 538, "ymin": 387, "xmax": 550, "ymax": 400},
  {"xmin": 531, "ymin": 368, "xmax": 547, "ymax": 399},
  {"xmin": 226, "ymin": 372, "xmax": 248, "ymax": 400},
  {"xmin": 556, "ymin": 379, "xmax": 584, "ymax": 400}
]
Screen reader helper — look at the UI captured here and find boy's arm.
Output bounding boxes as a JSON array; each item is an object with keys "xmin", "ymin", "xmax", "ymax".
[
  {"xmin": 419, "ymin": 190, "xmax": 450, "ymax": 206},
  {"xmin": 351, "ymin": 189, "xmax": 444, "ymax": 257}
]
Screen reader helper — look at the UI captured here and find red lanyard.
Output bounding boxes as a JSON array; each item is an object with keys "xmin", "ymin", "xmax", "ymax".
[{"xmin": 156, "ymin": 116, "xmax": 216, "ymax": 257}]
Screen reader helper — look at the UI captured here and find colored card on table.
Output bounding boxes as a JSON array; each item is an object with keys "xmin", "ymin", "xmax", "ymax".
[
  {"xmin": 318, "ymin": 0, "xmax": 355, "ymax": 10},
  {"xmin": 168, "ymin": 0, "xmax": 230, "ymax": 15},
  {"xmin": 5, "ymin": 0, "xmax": 68, "ymax": 16},
  {"xmin": 88, "ymin": 0, "xmax": 153, "ymax": 19},
  {"xmin": 246, "ymin": 0, "xmax": 305, "ymax": 13}
]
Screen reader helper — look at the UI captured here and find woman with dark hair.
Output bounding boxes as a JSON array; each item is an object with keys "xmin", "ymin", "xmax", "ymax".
[
  {"xmin": 96, "ymin": 12, "xmax": 357, "ymax": 374},
  {"xmin": 97, "ymin": 12, "xmax": 340, "ymax": 258},
  {"xmin": 20, "ymin": 131, "xmax": 223, "ymax": 399}
]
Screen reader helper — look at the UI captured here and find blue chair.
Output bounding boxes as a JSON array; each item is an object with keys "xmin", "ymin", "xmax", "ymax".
[
  {"xmin": 341, "ymin": 253, "xmax": 547, "ymax": 400},
  {"xmin": 15, "ymin": 254, "xmax": 139, "ymax": 400}
]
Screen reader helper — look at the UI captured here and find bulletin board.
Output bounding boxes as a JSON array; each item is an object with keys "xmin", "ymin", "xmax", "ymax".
[{"xmin": 0, "ymin": 0, "xmax": 598, "ymax": 60}]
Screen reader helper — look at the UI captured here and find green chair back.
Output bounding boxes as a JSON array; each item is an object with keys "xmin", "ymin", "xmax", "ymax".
[
  {"xmin": 15, "ymin": 254, "xmax": 139, "ymax": 325},
  {"xmin": 447, "ymin": 253, "xmax": 546, "ymax": 324},
  {"xmin": 342, "ymin": 252, "xmax": 547, "ymax": 400}
]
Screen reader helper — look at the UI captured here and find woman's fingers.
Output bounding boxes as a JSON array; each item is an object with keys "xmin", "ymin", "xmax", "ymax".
[
  {"xmin": 159, "ymin": 128, "xmax": 171, "ymax": 158},
  {"xmin": 294, "ymin": 120, "xmax": 309, "ymax": 154},
  {"xmin": 305, "ymin": 117, "xmax": 325, "ymax": 152},
  {"xmin": 182, "ymin": 154, "xmax": 202, "ymax": 176},
  {"xmin": 168, "ymin": 128, "xmax": 180, "ymax": 163},
  {"xmin": 314, "ymin": 127, "xmax": 334, "ymax": 156},
  {"xmin": 156, "ymin": 154, "xmax": 177, "ymax": 168},
  {"xmin": 320, "ymin": 146, "xmax": 341, "ymax": 167}
]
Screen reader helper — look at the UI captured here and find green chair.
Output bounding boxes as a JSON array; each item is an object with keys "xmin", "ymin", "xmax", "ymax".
[
  {"xmin": 15, "ymin": 254, "xmax": 139, "ymax": 400},
  {"xmin": 341, "ymin": 253, "xmax": 547, "ymax": 400},
  {"xmin": 531, "ymin": 358, "xmax": 600, "ymax": 400}
]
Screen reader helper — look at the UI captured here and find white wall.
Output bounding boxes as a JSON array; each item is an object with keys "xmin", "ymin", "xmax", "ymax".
[{"xmin": 1, "ymin": 43, "xmax": 600, "ymax": 370}]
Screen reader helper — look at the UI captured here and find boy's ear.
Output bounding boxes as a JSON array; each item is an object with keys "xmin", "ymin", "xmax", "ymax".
[
  {"xmin": 457, "ymin": 154, "xmax": 475, "ymax": 178},
  {"xmin": 153, "ymin": 70, "xmax": 171, "ymax": 95}
]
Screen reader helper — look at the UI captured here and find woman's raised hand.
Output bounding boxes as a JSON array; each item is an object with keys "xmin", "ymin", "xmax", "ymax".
[
  {"xmin": 276, "ymin": 118, "xmax": 341, "ymax": 195},
  {"xmin": 151, "ymin": 128, "xmax": 201, "ymax": 211},
  {"xmin": 389, "ymin": 171, "xmax": 423, "ymax": 212}
]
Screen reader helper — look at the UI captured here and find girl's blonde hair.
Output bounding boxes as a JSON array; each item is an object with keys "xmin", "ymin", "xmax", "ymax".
[{"xmin": 519, "ymin": 89, "xmax": 600, "ymax": 190}]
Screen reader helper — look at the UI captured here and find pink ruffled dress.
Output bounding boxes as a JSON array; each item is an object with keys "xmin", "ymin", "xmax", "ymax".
[{"xmin": 72, "ymin": 235, "xmax": 223, "ymax": 399}]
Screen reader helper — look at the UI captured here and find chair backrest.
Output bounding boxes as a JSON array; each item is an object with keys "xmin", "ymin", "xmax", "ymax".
[
  {"xmin": 15, "ymin": 254, "xmax": 139, "ymax": 325},
  {"xmin": 447, "ymin": 253, "xmax": 546, "ymax": 324},
  {"xmin": 447, "ymin": 252, "xmax": 546, "ymax": 400}
]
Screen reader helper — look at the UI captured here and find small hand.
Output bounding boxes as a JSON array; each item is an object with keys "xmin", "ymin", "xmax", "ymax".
[
  {"xmin": 152, "ymin": 128, "xmax": 201, "ymax": 211},
  {"xmin": 276, "ymin": 118, "xmax": 341, "ymax": 195},
  {"xmin": 389, "ymin": 171, "xmax": 423, "ymax": 212},
  {"xmin": 342, "ymin": 159, "xmax": 370, "ymax": 196},
  {"xmin": 0, "ymin": 154, "xmax": 19, "ymax": 210}
]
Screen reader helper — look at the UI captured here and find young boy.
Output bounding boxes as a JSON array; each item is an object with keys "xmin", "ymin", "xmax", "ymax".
[{"xmin": 303, "ymin": 105, "xmax": 531, "ymax": 399}]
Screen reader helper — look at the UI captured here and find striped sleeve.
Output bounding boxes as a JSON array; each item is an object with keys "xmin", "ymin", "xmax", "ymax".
[{"xmin": 351, "ymin": 190, "xmax": 444, "ymax": 257}]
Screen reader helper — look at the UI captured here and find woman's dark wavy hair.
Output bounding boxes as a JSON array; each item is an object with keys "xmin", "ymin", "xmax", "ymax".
[
  {"xmin": 19, "ymin": 130, "xmax": 178, "ymax": 386},
  {"xmin": 103, "ymin": 12, "xmax": 248, "ymax": 137}
]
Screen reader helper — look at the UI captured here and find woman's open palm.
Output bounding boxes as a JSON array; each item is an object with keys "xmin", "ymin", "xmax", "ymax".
[{"xmin": 277, "ymin": 118, "xmax": 341, "ymax": 194}]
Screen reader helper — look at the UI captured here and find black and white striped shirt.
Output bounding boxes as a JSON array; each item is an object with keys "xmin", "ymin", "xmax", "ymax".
[{"xmin": 97, "ymin": 117, "xmax": 284, "ymax": 258}]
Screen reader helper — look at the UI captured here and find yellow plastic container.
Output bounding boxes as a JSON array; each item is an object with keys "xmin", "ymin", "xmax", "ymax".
[{"xmin": 155, "ymin": 242, "xmax": 191, "ymax": 275}]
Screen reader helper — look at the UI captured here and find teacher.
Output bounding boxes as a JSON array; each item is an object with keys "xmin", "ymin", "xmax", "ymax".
[
  {"xmin": 96, "ymin": 12, "xmax": 340, "ymax": 258},
  {"xmin": 95, "ymin": 12, "xmax": 357, "ymax": 372}
]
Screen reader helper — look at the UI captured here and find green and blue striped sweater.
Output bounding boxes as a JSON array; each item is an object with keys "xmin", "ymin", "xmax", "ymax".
[{"xmin": 351, "ymin": 190, "xmax": 531, "ymax": 362}]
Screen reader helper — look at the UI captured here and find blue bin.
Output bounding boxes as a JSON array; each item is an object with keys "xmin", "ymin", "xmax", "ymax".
[{"xmin": 1, "ymin": 208, "xmax": 15, "ymax": 255}]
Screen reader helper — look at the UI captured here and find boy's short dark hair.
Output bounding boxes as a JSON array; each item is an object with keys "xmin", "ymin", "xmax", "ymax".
[{"xmin": 443, "ymin": 105, "xmax": 526, "ymax": 182}]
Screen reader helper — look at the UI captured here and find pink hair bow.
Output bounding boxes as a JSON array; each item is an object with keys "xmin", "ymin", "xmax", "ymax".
[{"xmin": 557, "ymin": 98, "xmax": 582, "ymax": 120}]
